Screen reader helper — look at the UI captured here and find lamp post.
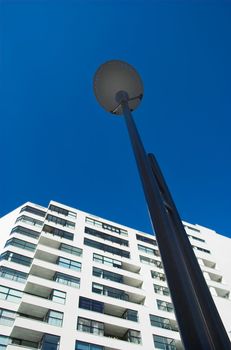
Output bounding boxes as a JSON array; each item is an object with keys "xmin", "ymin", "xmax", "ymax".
[{"xmin": 93, "ymin": 60, "xmax": 231, "ymax": 350}]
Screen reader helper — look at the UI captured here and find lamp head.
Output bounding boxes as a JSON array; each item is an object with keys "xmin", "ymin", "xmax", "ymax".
[{"xmin": 93, "ymin": 60, "xmax": 143, "ymax": 115}]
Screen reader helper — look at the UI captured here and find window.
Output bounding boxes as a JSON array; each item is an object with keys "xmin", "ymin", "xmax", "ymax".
[
  {"xmin": 0, "ymin": 335, "xmax": 9, "ymax": 349},
  {"xmin": 20, "ymin": 205, "xmax": 46, "ymax": 217},
  {"xmin": 0, "ymin": 309, "xmax": 16, "ymax": 326},
  {"xmin": 0, "ymin": 286, "xmax": 23, "ymax": 303},
  {"xmin": 154, "ymin": 284, "xmax": 170, "ymax": 296},
  {"xmin": 137, "ymin": 244, "xmax": 159, "ymax": 256},
  {"xmin": 15, "ymin": 215, "xmax": 43, "ymax": 227},
  {"xmin": 46, "ymin": 310, "xmax": 63, "ymax": 327},
  {"xmin": 125, "ymin": 330, "xmax": 141, "ymax": 344},
  {"xmin": 0, "ymin": 267, "xmax": 27, "ymax": 283},
  {"xmin": 59, "ymin": 243, "xmax": 82, "ymax": 257},
  {"xmin": 77, "ymin": 317, "xmax": 104, "ymax": 336},
  {"xmin": 53, "ymin": 272, "xmax": 80, "ymax": 288},
  {"xmin": 122, "ymin": 309, "xmax": 138, "ymax": 322},
  {"xmin": 86, "ymin": 217, "xmax": 128, "ymax": 236},
  {"xmin": 79, "ymin": 297, "xmax": 104, "ymax": 313},
  {"xmin": 84, "ymin": 238, "xmax": 130, "ymax": 259},
  {"xmin": 140, "ymin": 255, "xmax": 162, "ymax": 268},
  {"xmin": 10, "ymin": 339, "xmax": 39, "ymax": 348},
  {"xmin": 57, "ymin": 257, "xmax": 81, "ymax": 272},
  {"xmin": 85, "ymin": 227, "xmax": 129, "ymax": 246},
  {"xmin": 46, "ymin": 214, "xmax": 75, "ymax": 229},
  {"xmin": 50, "ymin": 289, "xmax": 66, "ymax": 304},
  {"xmin": 93, "ymin": 253, "xmax": 122, "ymax": 268},
  {"xmin": 184, "ymin": 225, "xmax": 200, "ymax": 233},
  {"xmin": 49, "ymin": 204, "xmax": 77, "ymax": 219},
  {"xmin": 136, "ymin": 234, "xmax": 157, "ymax": 245},
  {"xmin": 11, "ymin": 226, "xmax": 40, "ymax": 239},
  {"xmin": 192, "ymin": 246, "xmax": 211, "ymax": 254},
  {"xmin": 188, "ymin": 235, "xmax": 205, "ymax": 243},
  {"xmin": 93, "ymin": 267, "xmax": 123, "ymax": 283},
  {"xmin": 0, "ymin": 251, "xmax": 32, "ymax": 266},
  {"xmin": 157, "ymin": 299, "xmax": 174, "ymax": 313},
  {"xmin": 153, "ymin": 335, "xmax": 176, "ymax": 350},
  {"xmin": 40, "ymin": 334, "xmax": 60, "ymax": 350},
  {"xmin": 5, "ymin": 238, "xmax": 36, "ymax": 252},
  {"xmin": 43, "ymin": 224, "xmax": 73, "ymax": 241},
  {"xmin": 150, "ymin": 315, "xmax": 178, "ymax": 331},
  {"xmin": 151, "ymin": 270, "xmax": 166, "ymax": 281},
  {"xmin": 75, "ymin": 341, "xmax": 104, "ymax": 350},
  {"xmin": 92, "ymin": 283, "xmax": 129, "ymax": 301}
]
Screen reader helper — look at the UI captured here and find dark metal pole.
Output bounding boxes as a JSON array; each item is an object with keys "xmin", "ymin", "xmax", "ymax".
[{"xmin": 120, "ymin": 98, "xmax": 231, "ymax": 350}]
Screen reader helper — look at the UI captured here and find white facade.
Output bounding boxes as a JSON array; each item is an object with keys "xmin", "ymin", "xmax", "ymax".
[{"xmin": 0, "ymin": 200, "xmax": 230, "ymax": 350}]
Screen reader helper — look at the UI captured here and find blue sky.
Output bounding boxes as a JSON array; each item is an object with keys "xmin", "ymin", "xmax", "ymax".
[{"xmin": 1, "ymin": 1, "xmax": 231, "ymax": 238}]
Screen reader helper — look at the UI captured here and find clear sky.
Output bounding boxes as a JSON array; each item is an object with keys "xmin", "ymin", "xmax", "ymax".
[{"xmin": 1, "ymin": 1, "xmax": 231, "ymax": 238}]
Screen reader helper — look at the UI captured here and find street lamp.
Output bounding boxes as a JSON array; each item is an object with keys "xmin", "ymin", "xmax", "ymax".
[{"xmin": 93, "ymin": 59, "xmax": 231, "ymax": 350}]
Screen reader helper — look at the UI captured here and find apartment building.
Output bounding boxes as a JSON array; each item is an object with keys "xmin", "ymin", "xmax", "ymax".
[{"xmin": 0, "ymin": 200, "xmax": 230, "ymax": 350}]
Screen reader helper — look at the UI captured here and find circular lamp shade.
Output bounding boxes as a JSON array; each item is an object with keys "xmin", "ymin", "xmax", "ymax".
[{"xmin": 93, "ymin": 60, "xmax": 143, "ymax": 115}]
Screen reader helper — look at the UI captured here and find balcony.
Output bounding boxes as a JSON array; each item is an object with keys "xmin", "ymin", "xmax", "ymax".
[
  {"xmin": 92, "ymin": 282, "xmax": 145, "ymax": 305},
  {"xmin": 11, "ymin": 317, "xmax": 61, "ymax": 340},
  {"xmin": 93, "ymin": 253, "xmax": 141, "ymax": 275},
  {"xmin": 77, "ymin": 318, "xmax": 142, "ymax": 345},
  {"xmin": 30, "ymin": 256, "xmax": 81, "ymax": 280},
  {"xmin": 93, "ymin": 267, "xmax": 143, "ymax": 289},
  {"xmin": 79, "ymin": 296, "xmax": 139, "ymax": 325},
  {"xmin": 20, "ymin": 283, "xmax": 65, "ymax": 311}
]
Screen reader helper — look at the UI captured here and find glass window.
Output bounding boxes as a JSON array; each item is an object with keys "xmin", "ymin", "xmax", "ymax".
[
  {"xmin": 125, "ymin": 330, "xmax": 141, "ymax": 344},
  {"xmin": 46, "ymin": 214, "xmax": 75, "ymax": 229},
  {"xmin": 10, "ymin": 338, "xmax": 39, "ymax": 348},
  {"xmin": 40, "ymin": 334, "xmax": 60, "ymax": 350},
  {"xmin": 0, "ymin": 267, "xmax": 27, "ymax": 283},
  {"xmin": 84, "ymin": 238, "xmax": 130, "ymax": 259},
  {"xmin": 92, "ymin": 283, "xmax": 129, "ymax": 301},
  {"xmin": 93, "ymin": 267, "xmax": 123, "ymax": 283},
  {"xmin": 20, "ymin": 205, "xmax": 46, "ymax": 217},
  {"xmin": 151, "ymin": 270, "xmax": 166, "ymax": 281},
  {"xmin": 136, "ymin": 234, "xmax": 157, "ymax": 245},
  {"xmin": 11, "ymin": 226, "xmax": 40, "ymax": 239},
  {"xmin": 5, "ymin": 237, "xmax": 36, "ymax": 252},
  {"xmin": 49, "ymin": 204, "xmax": 77, "ymax": 219},
  {"xmin": 46, "ymin": 310, "xmax": 63, "ymax": 327},
  {"xmin": 85, "ymin": 217, "xmax": 128, "ymax": 237},
  {"xmin": 188, "ymin": 235, "xmax": 205, "ymax": 243},
  {"xmin": 0, "ymin": 308, "xmax": 16, "ymax": 326},
  {"xmin": 154, "ymin": 284, "xmax": 170, "ymax": 296},
  {"xmin": 79, "ymin": 297, "xmax": 104, "ymax": 313},
  {"xmin": 15, "ymin": 215, "xmax": 43, "ymax": 227},
  {"xmin": 137, "ymin": 244, "xmax": 160, "ymax": 256},
  {"xmin": 77, "ymin": 317, "xmax": 104, "ymax": 335},
  {"xmin": 43, "ymin": 225, "xmax": 73, "ymax": 241},
  {"xmin": 50, "ymin": 289, "xmax": 66, "ymax": 304},
  {"xmin": 192, "ymin": 246, "xmax": 211, "ymax": 254},
  {"xmin": 0, "ymin": 251, "xmax": 32, "ymax": 266},
  {"xmin": 0, "ymin": 285, "xmax": 23, "ymax": 303},
  {"xmin": 85, "ymin": 227, "xmax": 129, "ymax": 246},
  {"xmin": 150, "ymin": 315, "xmax": 170, "ymax": 329},
  {"xmin": 75, "ymin": 341, "xmax": 104, "ymax": 350},
  {"xmin": 57, "ymin": 257, "xmax": 81, "ymax": 272},
  {"xmin": 140, "ymin": 255, "xmax": 162, "ymax": 268},
  {"xmin": 153, "ymin": 335, "xmax": 176, "ymax": 350},
  {"xmin": 122, "ymin": 309, "xmax": 138, "ymax": 322},
  {"xmin": 157, "ymin": 299, "xmax": 174, "ymax": 313},
  {"xmin": 0, "ymin": 335, "xmax": 9, "ymax": 349},
  {"xmin": 184, "ymin": 225, "xmax": 200, "ymax": 233},
  {"xmin": 59, "ymin": 243, "xmax": 82, "ymax": 257},
  {"xmin": 53, "ymin": 272, "xmax": 80, "ymax": 288},
  {"xmin": 93, "ymin": 254, "xmax": 122, "ymax": 268}
]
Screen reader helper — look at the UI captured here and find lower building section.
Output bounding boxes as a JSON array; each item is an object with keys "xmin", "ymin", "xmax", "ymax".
[{"xmin": 0, "ymin": 201, "xmax": 230, "ymax": 349}]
